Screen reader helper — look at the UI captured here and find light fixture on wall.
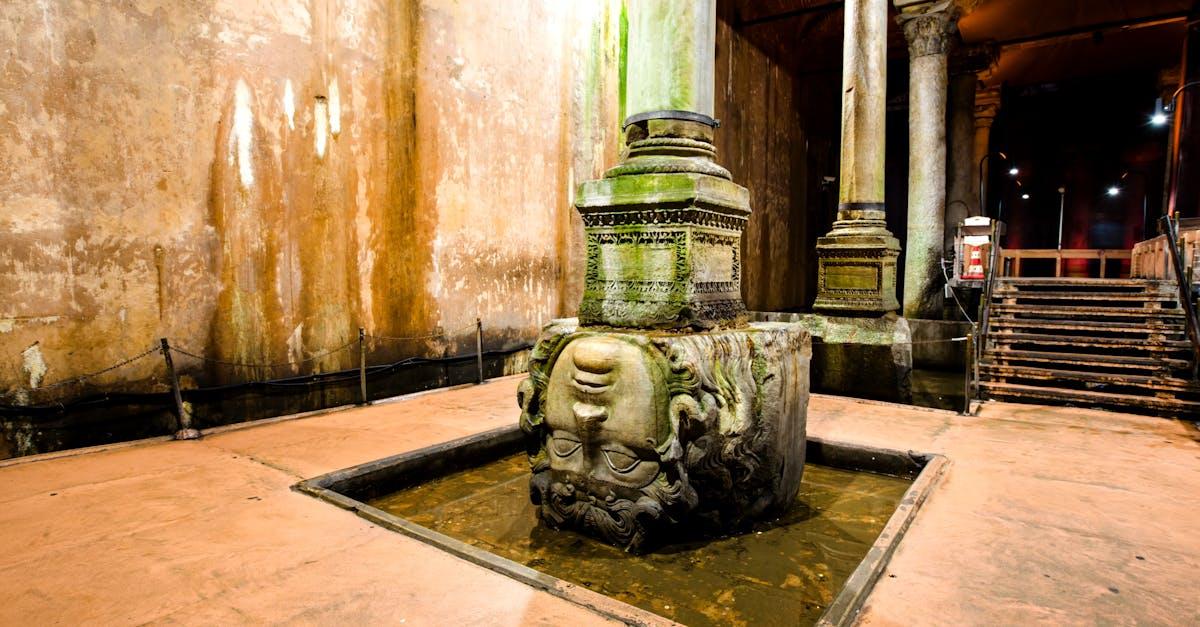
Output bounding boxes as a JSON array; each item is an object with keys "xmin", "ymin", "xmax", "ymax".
[
  {"xmin": 1152, "ymin": 82, "xmax": 1200, "ymax": 127},
  {"xmin": 1107, "ymin": 186, "xmax": 1121, "ymax": 197},
  {"xmin": 1152, "ymin": 97, "xmax": 1169, "ymax": 127},
  {"xmin": 1021, "ymin": 193, "xmax": 1030, "ymax": 200},
  {"xmin": 978, "ymin": 151, "xmax": 1019, "ymax": 216}
]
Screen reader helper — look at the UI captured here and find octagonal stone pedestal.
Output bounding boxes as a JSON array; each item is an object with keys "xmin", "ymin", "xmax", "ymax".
[
  {"xmin": 517, "ymin": 319, "xmax": 811, "ymax": 552},
  {"xmin": 575, "ymin": 170, "xmax": 750, "ymax": 330}
]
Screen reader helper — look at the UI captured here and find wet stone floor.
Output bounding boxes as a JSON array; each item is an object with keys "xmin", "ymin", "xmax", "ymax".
[{"xmin": 370, "ymin": 454, "xmax": 912, "ymax": 626}]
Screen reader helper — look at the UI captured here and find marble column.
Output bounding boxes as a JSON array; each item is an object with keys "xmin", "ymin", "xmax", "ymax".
[
  {"xmin": 625, "ymin": 0, "xmax": 715, "ymax": 119},
  {"xmin": 896, "ymin": 0, "xmax": 955, "ymax": 320},
  {"xmin": 973, "ymin": 87, "xmax": 1001, "ymax": 215},
  {"xmin": 813, "ymin": 0, "xmax": 900, "ymax": 314}
]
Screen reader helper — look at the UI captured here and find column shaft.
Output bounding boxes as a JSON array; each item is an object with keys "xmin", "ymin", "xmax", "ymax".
[
  {"xmin": 625, "ymin": 0, "xmax": 716, "ymax": 119},
  {"xmin": 838, "ymin": 0, "xmax": 889, "ymax": 214},
  {"xmin": 813, "ymin": 0, "xmax": 900, "ymax": 314},
  {"xmin": 899, "ymin": 2, "xmax": 953, "ymax": 320}
]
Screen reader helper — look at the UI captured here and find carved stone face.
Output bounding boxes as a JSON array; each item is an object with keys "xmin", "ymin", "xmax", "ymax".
[
  {"xmin": 519, "ymin": 320, "xmax": 807, "ymax": 552},
  {"xmin": 542, "ymin": 336, "xmax": 668, "ymax": 496}
]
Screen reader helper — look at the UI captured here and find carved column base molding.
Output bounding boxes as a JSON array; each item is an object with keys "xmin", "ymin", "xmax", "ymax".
[
  {"xmin": 813, "ymin": 228, "xmax": 902, "ymax": 314},
  {"xmin": 575, "ymin": 119, "xmax": 750, "ymax": 330}
]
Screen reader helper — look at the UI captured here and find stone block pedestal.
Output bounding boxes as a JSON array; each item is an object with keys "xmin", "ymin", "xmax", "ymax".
[
  {"xmin": 574, "ymin": 122, "xmax": 751, "ymax": 330},
  {"xmin": 756, "ymin": 311, "xmax": 912, "ymax": 404},
  {"xmin": 813, "ymin": 214, "xmax": 902, "ymax": 315}
]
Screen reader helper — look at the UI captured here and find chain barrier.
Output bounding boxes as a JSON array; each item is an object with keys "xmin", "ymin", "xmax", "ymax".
[
  {"xmin": 168, "ymin": 339, "xmax": 358, "ymax": 369},
  {"xmin": 5, "ymin": 325, "xmax": 967, "ymax": 403},
  {"xmin": 806, "ymin": 333, "xmax": 964, "ymax": 343},
  {"xmin": 0, "ymin": 345, "xmax": 161, "ymax": 404},
  {"xmin": 38, "ymin": 345, "xmax": 161, "ymax": 390},
  {"xmin": 900, "ymin": 337, "xmax": 968, "ymax": 345},
  {"xmin": 809, "ymin": 336, "xmax": 968, "ymax": 347},
  {"xmin": 364, "ymin": 322, "xmax": 478, "ymax": 343},
  {"xmin": 1, "ymin": 319, "xmax": 511, "ymax": 412}
]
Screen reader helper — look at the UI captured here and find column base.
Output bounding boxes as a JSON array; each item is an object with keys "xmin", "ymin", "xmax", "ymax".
[
  {"xmin": 813, "ymin": 223, "xmax": 901, "ymax": 315},
  {"xmin": 754, "ymin": 312, "xmax": 913, "ymax": 404}
]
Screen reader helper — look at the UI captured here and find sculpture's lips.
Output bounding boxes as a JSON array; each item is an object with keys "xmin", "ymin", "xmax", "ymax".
[{"xmin": 571, "ymin": 370, "xmax": 612, "ymax": 395}]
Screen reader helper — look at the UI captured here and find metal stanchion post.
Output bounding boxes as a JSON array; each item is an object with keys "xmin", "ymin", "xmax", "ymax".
[
  {"xmin": 161, "ymin": 338, "xmax": 200, "ymax": 440},
  {"xmin": 358, "ymin": 327, "xmax": 368, "ymax": 405},
  {"xmin": 962, "ymin": 329, "xmax": 973, "ymax": 416},
  {"xmin": 476, "ymin": 318, "xmax": 485, "ymax": 384}
]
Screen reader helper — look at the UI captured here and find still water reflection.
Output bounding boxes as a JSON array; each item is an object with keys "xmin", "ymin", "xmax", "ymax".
[{"xmin": 371, "ymin": 454, "xmax": 910, "ymax": 626}]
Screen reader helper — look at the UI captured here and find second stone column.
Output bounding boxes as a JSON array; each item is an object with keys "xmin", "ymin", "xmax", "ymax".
[{"xmin": 897, "ymin": 0, "xmax": 956, "ymax": 319}]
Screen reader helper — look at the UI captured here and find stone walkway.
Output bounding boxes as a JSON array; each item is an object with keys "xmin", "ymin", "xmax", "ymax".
[{"xmin": 1, "ymin": 376, "xmax": 1198, "ymax": 625}]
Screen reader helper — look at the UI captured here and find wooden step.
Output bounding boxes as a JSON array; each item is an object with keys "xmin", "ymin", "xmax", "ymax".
[
  {"xmin": 989, "ymin": 333, "xmax": 1192, "ymax": 350},
  {"xmin": 983, "ymin": 349, "xmax": 1190, "ymax": 371},
  {"xmin": 989, "ymin": 319, "xmax": 1186, "ymax": 335},
  {"xmin": 990, "ymin": 304, "xmax": 1185, "ymax": 319},
  {"xmin": 997, "ymin": 277, "xmax": 1173, "ymax": 288},
  {"xmin": 991, "ymin": 290, "xmax": 1180, "ymax": 302},
  {"xmin": 978, "ymin": 363, "xmax": 1200, "ymax": 392},
  {"xmin": 979, "ymin": 381, "xmax": 1200, "ymax": 413}
]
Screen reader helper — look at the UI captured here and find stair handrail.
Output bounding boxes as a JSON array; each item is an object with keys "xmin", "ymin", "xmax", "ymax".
[
  {"xmin": 974, "ymin": 221, "xmax": 1003, "ymax": 401},
  {"xmin": 1161, "ymin": 214, "xmax": 1200, "ymax": 378}
]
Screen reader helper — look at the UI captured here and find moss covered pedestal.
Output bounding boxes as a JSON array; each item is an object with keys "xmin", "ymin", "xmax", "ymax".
[
  {"xmin": 575, "ymin": 119, "xmax": 749, "ymax": 330},
  {"xmin": 517, "ymin": 319, "xmax": 811, "ymax": 552}
]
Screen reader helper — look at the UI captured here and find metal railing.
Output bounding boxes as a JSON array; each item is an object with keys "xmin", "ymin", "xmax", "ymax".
[
  {"xmin": 968, "ymin": 222, "xmax": 1004, "ymax": 414},
  {"xmin": 999, "ymin": 248, "xmax": 1132, "ymax": 278},
  {"xmin": 1161, "ymin": 215, "xmax": 1200, "ymax": 378}
]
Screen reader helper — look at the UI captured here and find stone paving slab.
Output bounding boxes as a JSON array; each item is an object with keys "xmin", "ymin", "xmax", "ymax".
[
  {"xmin": 1, "ymin": 379, "xmax": 1199, "ymax": 625},
  {"xmin": 806, "ymin": 394, "xmax": 1200, "ymax": 626},
  {"xmin": 0, "ymin": 377, "xmax": 612, "ymax": 626}
]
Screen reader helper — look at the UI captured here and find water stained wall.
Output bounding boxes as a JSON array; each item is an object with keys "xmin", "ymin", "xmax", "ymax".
[
  {"xmin": 0, "ymin": 0, "xmax": 620, "ymax": 405},
  {"xmin": 0, "ymin": 0, "xmax": 840, "ymax": 449}
]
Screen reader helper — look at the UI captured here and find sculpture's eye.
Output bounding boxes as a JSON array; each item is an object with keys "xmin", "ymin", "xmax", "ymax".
[
  {"xmin": 550, "ymin": 435, "xmax": 582, "ymax": 457},
  {"xmin": 602, "ymin": 447, "xmax": 640, "ymax": 474}
]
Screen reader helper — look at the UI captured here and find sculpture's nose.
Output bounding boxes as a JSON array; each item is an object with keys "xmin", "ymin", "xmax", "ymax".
[
  {"xmin": 571, "ymin": 337, "xmax": 621, "ymax": 374},
  {"xmin": 571, "ymin": 337, "xmax": 620, "ymax": 395}
]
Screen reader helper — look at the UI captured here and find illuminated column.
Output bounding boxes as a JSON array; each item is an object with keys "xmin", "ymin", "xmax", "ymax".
[
  {"xmin": 896, "ymin": 0, "xmax": 955, "ymax": 319},
  {"xmin": 814, "ymin": 0, "xmax": 899, "ymax": 314}
]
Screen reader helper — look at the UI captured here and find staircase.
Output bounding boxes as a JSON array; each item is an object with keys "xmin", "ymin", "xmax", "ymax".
[{"xmin": 978, "ymin": 277, "xmax": 1200, "ymax": 416}]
